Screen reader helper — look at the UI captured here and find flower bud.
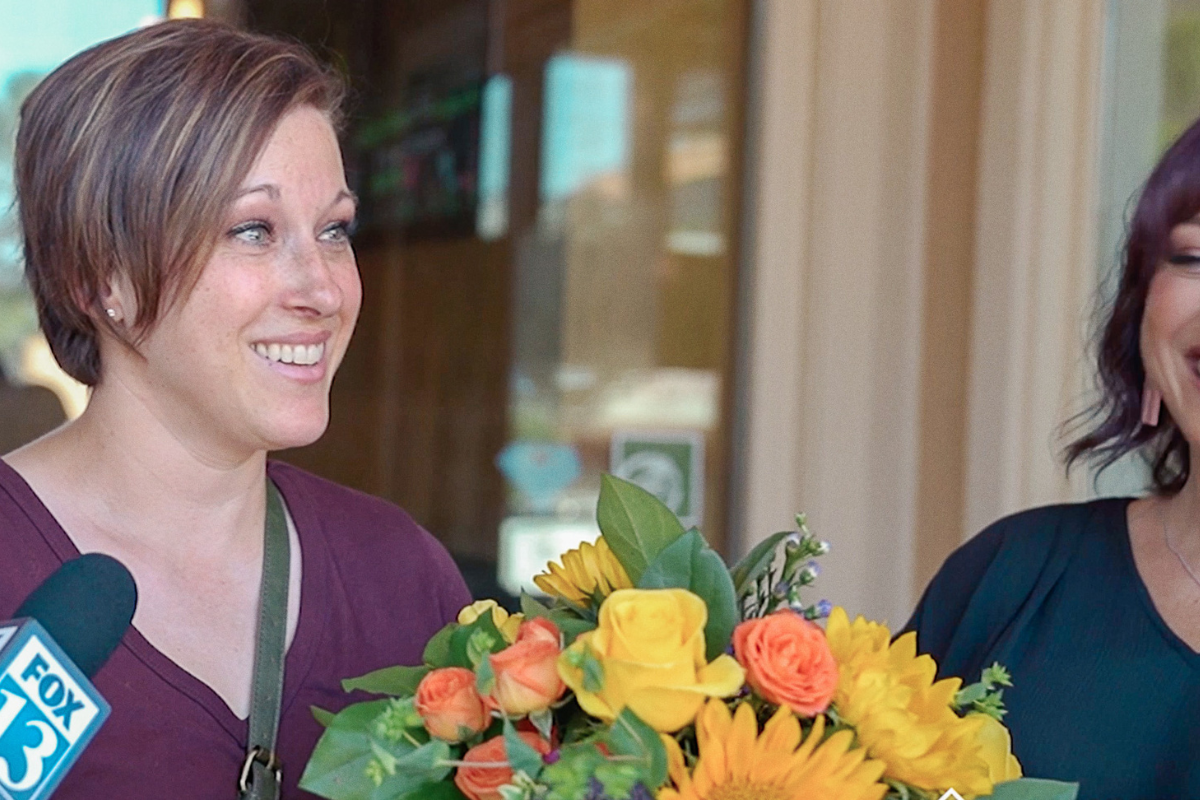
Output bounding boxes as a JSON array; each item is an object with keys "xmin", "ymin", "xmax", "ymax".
[
  {"xmin": 415, "ymin": 667, "xmax": 490, "ymax": 742},
  {"xmin": 455, "ymin": 733, "xmax": 552, "ymax": 800},
  {"xmin": 487, "ymin": 617, "xmax": 566, "ymax": 716}
]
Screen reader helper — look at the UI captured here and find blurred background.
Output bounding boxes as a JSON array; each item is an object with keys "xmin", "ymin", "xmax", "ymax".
[{"xmin": 0, "ymin": 0, "xmax": 1189, "ymax": 626}]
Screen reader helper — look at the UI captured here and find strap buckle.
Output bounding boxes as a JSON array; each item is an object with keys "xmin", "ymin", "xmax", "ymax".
[{"xmin": 238, "ymin": 745, "xmax": 282, "ymax": 793}]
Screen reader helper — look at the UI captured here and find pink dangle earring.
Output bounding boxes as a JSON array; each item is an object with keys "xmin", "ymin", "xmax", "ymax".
[{"xmin": 1141, "ymin": 381, "xmax": 1162, "ymax": 428}]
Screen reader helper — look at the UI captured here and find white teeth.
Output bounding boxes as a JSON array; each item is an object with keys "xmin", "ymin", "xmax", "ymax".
[{"xmin": 254, "ymin": 341, "xmax": 324, "ymax": 366}]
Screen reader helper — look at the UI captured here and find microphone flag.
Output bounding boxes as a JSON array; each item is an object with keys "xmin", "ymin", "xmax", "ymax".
[{"xmin": 0, "ymin": 618, "xmax": 108, "ymax": 800}]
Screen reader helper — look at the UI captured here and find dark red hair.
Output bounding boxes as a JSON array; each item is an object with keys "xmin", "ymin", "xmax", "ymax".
[{"xmin": 1066, "ymin": 114, "xmax": 1200, "ymax": 493}]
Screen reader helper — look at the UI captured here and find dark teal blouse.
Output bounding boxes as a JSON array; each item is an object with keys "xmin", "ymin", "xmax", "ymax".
[{"xmin": 905, "ymin": 498, "xmax": 1200, "ymax": 800}]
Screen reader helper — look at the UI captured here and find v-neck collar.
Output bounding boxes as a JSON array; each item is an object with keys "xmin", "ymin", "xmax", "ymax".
[
  {"xmin": 0, "ymin": 457, "xmax": 329, "ymax": 746},
  {"xmin": 1118, "ymin": 496, "xmax": 1200, "ymax": 666}
]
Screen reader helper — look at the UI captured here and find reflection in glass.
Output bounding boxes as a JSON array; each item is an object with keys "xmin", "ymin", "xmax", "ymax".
[{"xmin": 497, "ymin": 0, "xmax": 745, "ymax": 593}]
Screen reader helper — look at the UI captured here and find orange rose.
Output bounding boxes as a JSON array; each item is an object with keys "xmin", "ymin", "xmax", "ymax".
[
  {"xmin": 486, "ymin": 617, "xmax": 566, "ymax": 716},
  {"xmin": 732, "ymin": 610, "xmax": 839, "ymax": 715},
  {"xmin": 454, "ymin": 731, "xmax": 551, "ymax": 800},
  {"xmin": 415, "ymin": 667, "xmax": 490, "ymax": 742}
]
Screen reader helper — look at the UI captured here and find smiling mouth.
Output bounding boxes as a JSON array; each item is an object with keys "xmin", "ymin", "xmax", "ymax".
[{"xmin": 253, "ymin": 342, "xmax": 325, "ymax": 366}]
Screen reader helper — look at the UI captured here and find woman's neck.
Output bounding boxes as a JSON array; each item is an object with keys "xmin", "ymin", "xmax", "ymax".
[
  {"xmin": 1153, "ymin": 460, "xmax": 1200, "ymax": 558},
  {"xmin": 5, "ymin": 382, "xmax": 268, "ymax": 560}
]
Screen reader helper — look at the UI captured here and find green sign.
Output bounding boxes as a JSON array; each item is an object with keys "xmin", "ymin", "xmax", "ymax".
[{"xmin": 610, "ymin": 430, "xmax": 704, "ymax": 528}]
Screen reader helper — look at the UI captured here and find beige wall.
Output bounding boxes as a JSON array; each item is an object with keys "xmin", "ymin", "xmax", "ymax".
[{"xmin": 739, "ymin": 0, "xmax": 1105, "ymax": 626}]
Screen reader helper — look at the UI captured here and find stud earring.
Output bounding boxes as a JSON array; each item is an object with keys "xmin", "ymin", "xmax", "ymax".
[
  {"xmin": 1141, "ymin": 381, "xmax": 1162, "ymax": 428},
  {"xmin": 106, "ymin": 308, "xmax": 118, "ymax": 320}
]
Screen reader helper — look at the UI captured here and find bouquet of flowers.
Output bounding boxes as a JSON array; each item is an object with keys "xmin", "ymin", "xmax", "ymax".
[{"xmin": 300, "ymin": 475, "xmax": 1078, "ymax": 800}]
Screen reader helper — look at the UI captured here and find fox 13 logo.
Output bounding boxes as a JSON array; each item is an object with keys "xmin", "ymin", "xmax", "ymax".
[{"xmin": 0, "ymin": 624, "xmax": 108, "ymax": 800}]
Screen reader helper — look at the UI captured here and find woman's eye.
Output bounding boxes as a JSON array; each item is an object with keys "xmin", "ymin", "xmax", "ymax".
[
  {"xmin": 1168, "ymin": 252, "xmax": 1200, "ymax": 266},
  {"xmin": 229, "ymin": 221, "xmax": 271, "ymax": 245},
  {"xmin": 319, "ymin": 219, "xmax": 357, "ymax": 244}
]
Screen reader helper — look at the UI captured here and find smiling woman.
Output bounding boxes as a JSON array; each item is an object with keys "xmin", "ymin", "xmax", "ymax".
[
  {"xmin": 100, "ymin": 105, "xmax": 363, "ymax": 461},
  {"xmin": 907, "ymin": 111, "xmax": 1200, "ymax": 799},
  {"xmin": 0, "ymin": 19, "xmax": 469, "ymax": 800}
]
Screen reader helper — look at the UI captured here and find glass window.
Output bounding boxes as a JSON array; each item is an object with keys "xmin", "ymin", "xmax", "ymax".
[
  {"xmin": 246, "ymin": 0, "xmax": 751, "ymax": 601},
  {"xmin": 497, "ymin": 1, "xmax": 747, "ymax": 594}
]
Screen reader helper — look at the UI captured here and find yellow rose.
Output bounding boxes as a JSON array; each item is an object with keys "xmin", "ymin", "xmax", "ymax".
[
  {"xmin": 557, "ymin": 588, "xmax": 745, "ymax": 732},
  {"xmin": 973, "ymin": 713, "xmax": 1022, "ymax": 784},
  {"xmin": 457, "ymin": 600, "xmax": 523, "ymax": 644}
]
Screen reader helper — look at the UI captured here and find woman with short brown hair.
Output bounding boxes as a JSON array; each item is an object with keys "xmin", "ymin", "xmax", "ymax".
[{"xmin": 2, "ymin": 18, "xmax": 468, "ymax": 798}]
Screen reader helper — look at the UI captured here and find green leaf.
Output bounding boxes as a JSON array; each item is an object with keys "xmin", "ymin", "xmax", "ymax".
[
  {"xmin": 540, "ymin": 743, "xmax": 607, "ymax": 800},
  {"xmin": 524, "ymin": 589, "xmax": 598, "ymax": 645},
  {"xmin": 312, "ymin": 705, "xmax": 337, "ymax": 728},
  {"xmin": 369, "ymin": 740, "xmax": 453, "ymax": 799},
  {"xmin": 637, "ymin": 530, "xmax": 739, "ymax": 661},
  {"xmin": 729, "ymin": 530, "xmax": 791, "ymax": 597},
  {"xmin": 984, "ymin": 778, "xmax": 1079, "ymax": 800},
  {"xmin": 503, "ymin": 717, "xmax": 546, "ymax": 779},
  {"xmin": 548, "ymin": 612, "xmax": 597, "ymax": 646},
  {"xmin": 299, "ymin": 700, "xmax": 394, "ymax": 800},
  {"xmin": 396, "ymin": 783, "xmax": 468, "ymax": 800},
  {"xmin": 444, "ymin": 614, "xmax": 506, "ymax": 668},
  {"xmin": 475, "ymin": 653, "xmax": 496, "ymax": 697},
  {"xmin": 982, "ymin": 662, "xmax": 1013, "ymax": 688},
  {"xmin": 954, "ymin": 682, "xmax": 989, "ymax": 708},
  {"xmin": 520, "ymin": 591, "xmax": 554, "ymax": 618},
  {"xmin": 342, "ymin": 665, "xmax": 430, "ymax": 697},
  {"xmin": 371, "ymin": 698, "xmax": 425, "ymax": 743},
  {"xmin": 604, "ymin": 708, "xmax": 668, "ymax": 789},
  {"xmin": 423, "ymin": 624, "xmax": 457, "ymax": 666},
  {"xmin": 597, "ymin": 474, "xmax": 686, "ymax": 583},
  {"xmin": 529, "ymin": 708, "xmax": 554, "ymax": 742},
  {"xmin": 579, "ymin": 646, "xmax": 605, "ymax": 693},
  {"xmin": 882, "ymin": 778, "xmax": 914, "ymax": 800},
  {"xmin": 466, "ymin": 628, "xmax": 500, "ymax": 668}
]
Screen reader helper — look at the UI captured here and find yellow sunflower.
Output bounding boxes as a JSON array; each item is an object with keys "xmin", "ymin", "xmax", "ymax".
[
  {"xmin": 658, "ymin": 700, "xmax": 887, "ymax": 800},
  {"xmin": 533, "ymin": 537, "xmax": 632, "ymax": 604},
  {"xmin": 824, "ymin": 607, "xmax": 1016, "ymax": 798}
]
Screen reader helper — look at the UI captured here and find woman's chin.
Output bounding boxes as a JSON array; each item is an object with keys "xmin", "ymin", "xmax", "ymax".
[{"xmin": 259, "ymin": 412, "xmax": 330, "ymax": 453}]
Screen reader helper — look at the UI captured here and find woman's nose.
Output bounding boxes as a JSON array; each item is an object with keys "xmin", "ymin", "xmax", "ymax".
[{"xmin": 283, "ymin": 239, "xmax": 345, "ymax": 316}]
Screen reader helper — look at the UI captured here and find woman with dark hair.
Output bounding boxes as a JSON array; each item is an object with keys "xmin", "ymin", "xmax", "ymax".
[
  {"xmin": 1, "ymin": 19, "xmax": 469, "ymax": 798},
  {"xmin": 908, "ymin": 117, "xmax": 1200, "ymax": 799}
]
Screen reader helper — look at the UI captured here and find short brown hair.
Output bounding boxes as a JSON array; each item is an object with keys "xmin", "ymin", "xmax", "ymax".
[{"xmin": 15, "ymin": 18, "xmax": 346, "ymax": 385}]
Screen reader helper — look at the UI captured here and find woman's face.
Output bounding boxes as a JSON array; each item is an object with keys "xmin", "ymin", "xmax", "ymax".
[
  {"xmin": 108, "ymin": 105, "xmax": 362, "ymax": 461},
  {"xmin": 1143, "ymin": 217, "xmax": 1200, "ymax": 443}
]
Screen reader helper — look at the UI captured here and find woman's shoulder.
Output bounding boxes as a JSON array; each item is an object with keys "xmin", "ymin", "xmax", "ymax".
[
  {"xmin": 906, "ymin": 497, "xmax": 1132, "ymax": 674},
  {"xmin": 946, "ymin": 496, "xmax": 1130, "ymax": 572},
  {"xmin": 266, "ymin": 460, "xmax": 471, "ymax": 615},
  {"xmin": 268, "ymin": 460, "xmax": 435, "ymax": 547}
]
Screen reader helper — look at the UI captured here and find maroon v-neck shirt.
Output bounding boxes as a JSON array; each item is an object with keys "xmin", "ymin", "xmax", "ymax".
[{"xmin": 0, "ymin": 459, "xmax": 470, "ymax": 798}]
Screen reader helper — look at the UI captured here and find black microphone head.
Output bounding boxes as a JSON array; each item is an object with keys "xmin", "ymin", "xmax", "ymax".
[{"xmin": 15, "ymin": 553, "xmax": 138, "ymax": 679}]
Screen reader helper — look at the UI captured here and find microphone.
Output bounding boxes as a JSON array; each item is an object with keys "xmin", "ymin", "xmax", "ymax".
[{"xmin": 0, "ymin": 554, "xmax": 137, "ymax": 798}]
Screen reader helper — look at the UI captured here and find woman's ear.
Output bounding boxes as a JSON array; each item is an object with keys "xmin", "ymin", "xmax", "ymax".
[{"xmin": 99, "ymin": 273, "xmax": 137, "ymax": 325}]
